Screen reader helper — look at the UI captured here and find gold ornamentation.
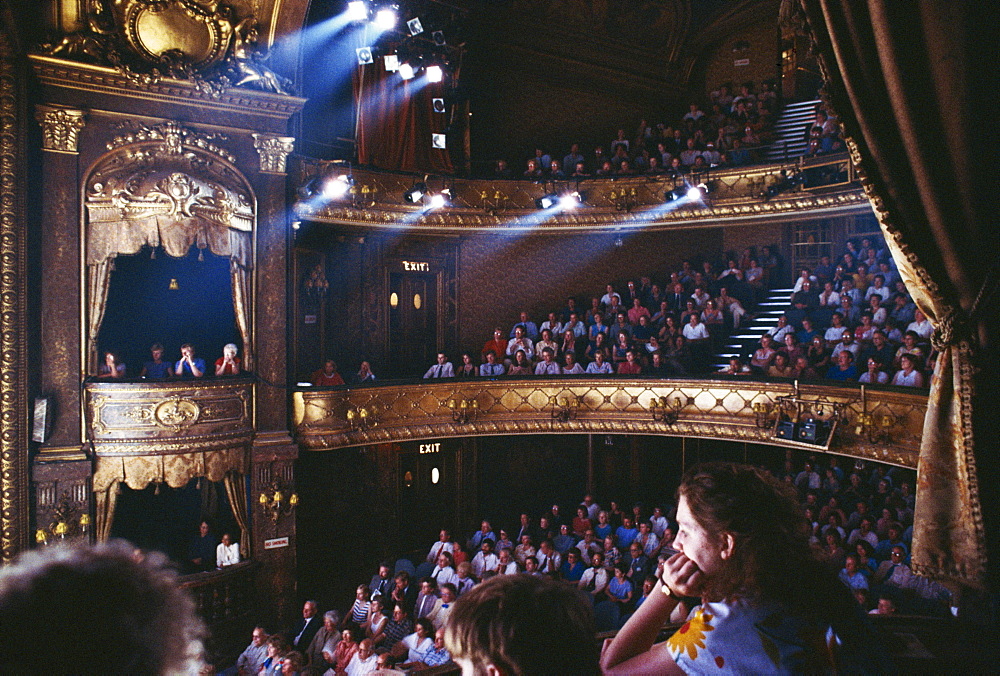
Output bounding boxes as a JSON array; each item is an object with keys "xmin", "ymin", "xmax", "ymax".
[
  {"xmin": 106, "ymin": 120, "xmax": 235, "ymax": 162},
  {"xmin": 252, "ymin": 133, "xmax": 295, "ymax": 174},
  {"xmin": 123, "ymin": 405, "xmax": 154, "ymax": 423},
  {"xmin": 34, "ymin": 105, "xmax": 86, "ymax": 152},
  {"xmin": 154, "ymin": 397, "xmax": 200, "ymax": 429}
]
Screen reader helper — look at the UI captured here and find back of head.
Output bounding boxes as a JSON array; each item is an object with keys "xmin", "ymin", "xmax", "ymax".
[
  {"xmin": 445, "ymin": 574, "xmax": 597, "ymax": 676},
  {"xmin": 0, "ymin": 540, "xmax": 204, "ymax": 675}
]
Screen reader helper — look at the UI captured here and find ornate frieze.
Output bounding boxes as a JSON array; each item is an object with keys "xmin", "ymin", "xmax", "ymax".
[
  {"xmin": 293, "ymin": 378, "xmax": 927, "ymax": 468},
  {"xmin": 252, "ymin": 133, "xmax": 294, "ymax": 174},
  {"xmin": 86, "ymin": 379, "xmax": 253, "ymax": 456},
  {"xmin": 34, "ymin": 104, "xmax": 86, "ymax": 152}
]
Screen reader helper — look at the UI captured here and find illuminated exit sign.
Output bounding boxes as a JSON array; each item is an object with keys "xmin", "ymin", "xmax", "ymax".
[{"xmin": 401, "ymin": 260, "xmax": 430, "ymax": 271}]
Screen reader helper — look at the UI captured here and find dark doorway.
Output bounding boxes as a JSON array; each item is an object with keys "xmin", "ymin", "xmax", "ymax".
[
  {"xmin": 399, "ymin": 441, "xmax": 455, "ymax": 552},
  {"xmin": 388, "ymin": 272, "xmax": 438, "ymax": 377},
  {"xmin": 97, "ymin": 246, "xmax": 241, "ymax": 377}
]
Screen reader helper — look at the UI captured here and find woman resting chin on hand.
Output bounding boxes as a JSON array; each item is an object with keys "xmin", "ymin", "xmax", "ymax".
[{"xmin": 600, "ymin": 462, "xmax": 890, "ymax": 675}]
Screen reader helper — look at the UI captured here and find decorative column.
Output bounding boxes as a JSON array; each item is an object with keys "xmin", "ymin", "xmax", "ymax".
[
  {"xmin": 249, "ymin": 133, "xmax": 297, "ymax": 626},
  {"xmin": 34, "ymin": 104, "xmax": 87, "ymax": 459}
]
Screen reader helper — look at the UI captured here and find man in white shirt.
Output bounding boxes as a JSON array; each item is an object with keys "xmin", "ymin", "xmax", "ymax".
[
  {"xmin": 423, "ymin": 353, "xmax": 454, "ymax": 378},
  {"xmin": 505, "ymin": 326, "xmax": 535, "ymax": 360},
  {"xmin": 540, "ymin": 312, "xmax": 563, "ymax": 337},
  {"xmin": 533, "ymin": 348, "xmax": 561, "ymax": 375},
  {"xmin": 345, "ymin": 638, "xmax": 378, "ymax": 676},
  {"xmin": 471, "ymin": 540, "xmax": 500, "ymax": 580},
  {"xmin": 496, "ymin": 548, "xmax": 520, "ymax": 575},
  {"xmin": 535, "ymin": 540, "xmax": 561, "ymax": 577},
  {"xmin": 577, "ymin": 552, "xmax": 609, "ymax": 597},
  {"xmin": 426, "ymin": 529, "xmax": 454, "ymax": 564},
  {"xmin": 766, "ymin": 315, "xmax": 794, "ymax": 343},
  {"xmin": 430, "ymin": 583, "xmax": 457, "ymax": 630},
  {"xmin": 231, "ymin": 626, "xmax": 268, "ymax": 676},
  {"xmin": 907, "ymin": 309, "xmax": 933, "ymax": 342},
  {"xmin": 581, "ymin": 493, "xmax": 600, "ymax": 521}
]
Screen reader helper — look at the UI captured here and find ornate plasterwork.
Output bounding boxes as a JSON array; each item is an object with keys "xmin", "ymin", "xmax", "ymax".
[
  {"xmin": 36, "ymin": 0, "xmax": 292, "ymax": 96},
  {"xmin": 106, "ymin": 120, "xmax": 235, "ymax": 162},
  {"xmin": 293, "ymin": 379, "xmax": 927, "ymax": 468},
  {"xmin": 251, "ymin": 133, "xmax": 294, "ymax": 174},
  {"xmin": 34, "ymin": 105, "xmax": 87, "ymax": 153}
]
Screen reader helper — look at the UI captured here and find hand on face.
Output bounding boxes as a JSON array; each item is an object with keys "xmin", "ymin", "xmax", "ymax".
[{"xmin": 662, "ymin": 551, "xmax": 706, "ymax": 598}]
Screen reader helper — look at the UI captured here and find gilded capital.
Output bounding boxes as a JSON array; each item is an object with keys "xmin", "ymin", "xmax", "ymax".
[
  {"xmin": 34, "ymin": 105, "xmax": 86, "ymax": 153},
  {"xmin": 252, "ymin": 133, "xmax": 295, "ymax": 174}
]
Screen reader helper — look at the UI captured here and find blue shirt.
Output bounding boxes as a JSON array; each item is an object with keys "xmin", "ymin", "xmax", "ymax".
[
  {"xmin": 175, "ymin": 357, "xmax": 206, "ymax": 377},
  {"xmin": 479, "ymin": 362, "xmax": 506, "ymax": 377},
  {"xmin": 616, "ymin": 526, "xmax": 638, "ymax": 548}
]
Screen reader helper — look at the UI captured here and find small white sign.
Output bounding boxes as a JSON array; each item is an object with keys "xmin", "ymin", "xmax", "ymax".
[
  {"xmin": 734, "ymin": 58, "xmax": 750, "ymax": 66},
  {"xmin": 264, "ymin": 537, "xmax": 289, "ymax": 550}
]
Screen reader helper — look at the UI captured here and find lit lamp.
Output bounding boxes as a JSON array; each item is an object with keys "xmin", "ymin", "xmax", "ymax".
[
  {"xmin": 449, "ymin": 398, "xmax": 479, "ymax": 424},
  {"xmin": 259, "ymin": 481, "xmax": 298, "ymax": 524},
  {"xmin": 551, "ymin": 395, "xmax": 581, "ymax": 423},
  {"xmin": 35, "ymin": 498, "xmax": 90, "ymax": 545},
  {"xmin": 346, "ymin": 406, "xmax": 378, "ymax": 430},
  {"xmin": 650, "ymin": 396, "xmax": 683, "ymax": 424},
  {"xmin": 753, "ymin": 401, "xmax": 776, "ymax": 429}
]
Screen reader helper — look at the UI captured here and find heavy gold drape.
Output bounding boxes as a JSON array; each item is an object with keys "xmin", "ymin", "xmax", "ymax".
[
  {"xmin": 799, "ymin": 0, "xmax": 1000, "ymax": 589},
  {"xmin": 223, "ymin": 470, "xmax": 251, "ymax": 558},
  {"xmin": 92, "ymin": 447, "xmax": 249, "ymax": 542}
]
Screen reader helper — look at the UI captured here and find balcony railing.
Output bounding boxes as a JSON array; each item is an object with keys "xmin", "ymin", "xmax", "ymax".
[
  {"xmin": 293, "ymin": 153, "xmax": 869, "ymax": 232},
  {"xmin": 293, "ymin": 376, "xmax": 926, "ymax": 468}
]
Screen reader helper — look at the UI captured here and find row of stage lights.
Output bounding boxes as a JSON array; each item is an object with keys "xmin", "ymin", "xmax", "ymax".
[
  {"xmin": 349, "ymin": 1, "xmax": 448, "ymax": 83},
  {"xmin": 313, "ymin": 172, "xmax": 712, "ymax": 213}
]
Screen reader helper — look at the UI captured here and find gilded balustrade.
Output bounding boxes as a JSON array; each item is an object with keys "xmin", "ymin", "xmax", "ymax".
[
  {"xmin": 293, "ymin": 378, "xmax": 926, "ymax": 468},
  {"xmin": 294, "ymin": 154, "xmax": 870, "ymax": 232},
  {"xmin": 85, "ymin": 378, "xmax": 254, "ymax": 456}
]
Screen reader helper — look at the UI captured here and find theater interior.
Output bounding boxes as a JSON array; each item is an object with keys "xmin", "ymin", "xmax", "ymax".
[{"xmin": 1, "ymin": 0, "xmax": 998, "ymax": 669}]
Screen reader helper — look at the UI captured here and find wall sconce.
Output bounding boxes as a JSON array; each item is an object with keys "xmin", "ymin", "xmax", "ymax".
[
  {"xmin": 258, "ymin": 481, "xmax": 298, "ymax": 525},
  {"xmin": 753, "ymin": 401, "xmax": 776, "ymax": 429},
  {"xmin": 855, "ymin": 412, "xmax": 896, "ymax": 444},
  {"xmin": 650, "ymin": 396, "xmax": 683, "ymax": 424},
  {"xmin": 346, "ymin": 406, "xmax": 378, "ymax": 430},
  {"xmin": 551, "ymin": 395, "xmax": 581, "ymax": 423},
  {"xmin": 35, "ymin": 498, "xmax": 90, "ymax": 545},
  {"xmin": 448, "ymin": 398, "xmax": 479, "ymax": 424},
  {"xmin": 609, "ymin": 187, "xmax": 638, "ymax": 213},
  {"xmin": 479, "ymin": 189, "xmax": 509, "ymax": 215}
]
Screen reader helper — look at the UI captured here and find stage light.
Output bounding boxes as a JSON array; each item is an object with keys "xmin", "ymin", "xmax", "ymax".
[
  {"xmin": 431, "ymin": 133, "xmax": 446, "ymax": 149},
  {"xmin": 665, "ymin": 186, "xmax": 686, "ymax": 202},
  {"xmin": 432, "ymin": 30, "xmax": 445, "ymax": 45},
  {"xmin": 323, "ymin": 174, "xmax": 353, "ymax": 198},
  {"xmin": 346, "ymin": 1, "xmax": 368, "ymax": 21},
  {"xmin": 404, "ymin": 182, "xmax": 427, "ymax": 203},
  {"xmin": 559, "ymin": 192, "xmax": 582, "ymax": 209},
  {"xmin": 375, "ymin": 7, "xmax": 397, "ymax": 30},
  {"xmin": 399, "ymin": 62, "xmax": 415, "ymax": 79},
  {"xmin": 292, "ymin": 220, "xmax": 301, "ymax": 230},
  {"xmin": 356, "ymin": 46, "xmax": 374, "ymax": 65},
  {"xmin": 687, "ymin": 185, "xmax": 702, "ymax": 200},
  {"xmin": 384, "ymin": 54, "xmax": 399, "ymax": 71},
  {"xmin": 428, "ymin": 190, "xmax": 450, "ymax": 209},
  {"xmin": 432, "ymin": 97, "xmax": 445, "ymax": 112},
  {"xmin": 426, "ymin": 65, "xmax": 443, "ymax": 82},
  {"xmin": 407, "ymin": 17, "xmax": 423, "ymax": 35}
]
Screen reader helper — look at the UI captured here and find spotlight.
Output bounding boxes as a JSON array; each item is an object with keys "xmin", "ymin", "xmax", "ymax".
[
  {"xmin": 536, "ymin": 193, "xmax": 558, "ymax": 209},
  {"xmin": 428, "ymin": 190, "xmax": 450, "ymax": 209},
  {"xmin": 404, "ymin": 182, "xmax": 427, "ymax": 203},
  {"xmin": 355, "ymin": 46, "xmax": 374, "ymax": 65},
  {"xmin": 432, "ymin": 30, "xmax": 445, "ymax": 46},
  {"xmin": 384, "ymin": 54, "xmax": 399, "ymax": 71},
  {"xmin": 432, "ymin": 97, "xmax": 445, "ymax": 113},
  {"xmin": 665, "ymin": 187, "xmax": 685, "ymax": 202},
  {"xmin": 426, "ymin": 65, "xmax": 443, "ymax": 82},
  {"xmin": 686, "ymin": 185, "xmax": 702, "ymax": 200},
  {"xmin": 407, "ymin": 17, "xmax": 423, "ymax": 35},
  {"xmin": 346, "ymin": 1, "xmax": 368, "ymax": 21},
  {"xmin": 559, "ymin": 192, "xmax": 582, "ymax": 209},
  {"xmin": 374, "ymin": 7, "xmax": 397, "ymax": 30},
  {"xmin": 431, "ymin": 133, "xmax": 446, "ymax": 149},
  {"xmin": 323, "ymin": 174, "xmax": 353, "ymax": 199},
  {"xmin": 399, "ymin": 62, "xmax": 415, "ymax": 80}
]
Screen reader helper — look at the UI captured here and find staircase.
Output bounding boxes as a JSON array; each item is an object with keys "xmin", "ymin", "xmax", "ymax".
[
  {"xmin": 713, "ymin": 287, "xmax": 794, "ymax": 369},
  {"xmin": 763, "ymin": 99, "xmax": 821, "ymax": 163}
]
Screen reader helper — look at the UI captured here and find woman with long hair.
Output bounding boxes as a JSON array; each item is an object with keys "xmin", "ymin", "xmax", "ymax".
[{"xmin": 601, "ymin": 462, "xmax": 886, "ymax": 674}]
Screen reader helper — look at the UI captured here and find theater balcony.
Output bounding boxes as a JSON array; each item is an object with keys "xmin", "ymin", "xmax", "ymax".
[
  {"xmin": 293, "ymin": 377, "xmax": 925, "ymax": 469},
  {"xmin": 293, "ymin": 152, "xmax": 864, "ymax": 233}
]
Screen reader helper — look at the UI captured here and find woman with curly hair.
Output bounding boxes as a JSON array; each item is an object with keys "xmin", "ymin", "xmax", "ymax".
[{"xmin": 601, "ymin": 462, "xmax": 887, "ymax": 674}]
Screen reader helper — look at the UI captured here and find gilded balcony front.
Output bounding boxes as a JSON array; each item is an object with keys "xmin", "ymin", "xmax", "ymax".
[{"xmin": 293, "ymin": 377, "xmax": 926, "ymax": 468}]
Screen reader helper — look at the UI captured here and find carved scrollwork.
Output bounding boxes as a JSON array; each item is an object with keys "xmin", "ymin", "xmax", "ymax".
[
  {"xmin": 252, "ymin": 133, "xmax": 295, "ymax": 174},
  {"xmin": 34, "ymin": 105, "xmax": 86, "ymax": 152},
  {"xmin": 153, "ymin": 397, "xmax": 201, "ymax": 430}
]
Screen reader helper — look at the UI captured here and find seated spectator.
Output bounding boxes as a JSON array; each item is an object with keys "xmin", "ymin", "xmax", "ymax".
[
  {"xmin": 510, "ymin": 312, "xmax": 539, "ymax": 341},
  {"xmin": 534, "ymin": 347, "xmax": 561, "ymax": 375},
  {"xmin": 907, "ymin": 309, "xmax": 933, "ymax": 342},
  {"xmin": 140, "ymin": 342, "xmax": 174, "ymax": 379},
  {"xmin": 561, "ymin": 549, "xmax": 586, "ymax": 582},
  {"xmin": 838, "ymin": 554, "xmax": 869, "ymax": 592},
  {"xmin": 826, "ymin": 350, "xmax": 858, "ymax": 381},
  {"xmin": 493, "ymin": 159, "xmax": 513, "ymax": 179},
  {"xmin": 522, "ymin": 158, "xmax": 542, "ymax": 179},
  {"xmin": 858, "ymin": 357, "xmax": 890, "ymax": 384},
  {"xmin": 445, "ymin": 574, "xmax": 598, "ymax": 675},
  {"xmin": 718, "ymin": 356, "xmax": 750, "ymax": 376},
  {"xmin": 549, "ymin": 159, "xmax": 565, "ymax": 178},
  {"xmin": 469, "ymin": 520, "xmax": 496, "ymax": 551},
  {"xmin": 496, "ymin": 548, "xmax": 519, "ymax": 575},
  {"xmin": 430, "ymin": 551, "xmax": 455, "ymax": 588},
  {"xmin": 414, "ymin": 578, "xmax": 442, "ymax": 622},
  {"xmin": 831, "ymin": 331, "xmax": 860, "ymax": 360},
  {"xmin": 514, "ymin": 534, "xmax": 536, "ymax": 567},
  {"xmin": 507, "ymin": 349, "xmax": 533, "ymax": 375},
  {"xmin": 97, "ymin": 350, "xmax": 126, "ymax": 379},
  {"xmin": 355, "ymin": 360, "xmax": 376, "ymax": 384},
  {"xmin": 535, "ymin": 329, "xmax": 559, "ymax": 358},
  {"xmin": 312, "ymin": 359, "xmax": 345, "ymax": 386},
  {"xmin": 343, "ymin": 638, "xmax": 376, "ymax": 675},
  {"xmin": 767, "ymin": 351, "xmax": 793, "ymax": 378},
  {"xmin": 750, "ymin": 334, "xmax": 777, "ymax": 373},
  {"xmin": 893, "ymin": 331, "xmax": 925, "ymax": 371},
  {"xmin": 456, "ymin": 353, "xmax": 477, "ymax": 379},
  {"xmin": 347, "ymin": 585, "xmax": 372, "ymax": 633},
  {"xmin": 586, "ymin": 351, "xmax": 613, "ymax": 374},
  {"xmin": 215, "ymin": 343, "xmax": 242, "ymax": 376},
  {"xmin": 506, "ymin": 326, "xmax": 535, "ymax": 361},
  {"xmin": 423, "ymin": 353, "xmax": 454, "ymax": 378},
  {"xmin": 395, "ymin": 618, "xmax": 435, "ymax": 665},
  {"xmin": 471, "ymin": 540, "xmax": 500, "ymax": 580},
  {"xmin": 216, "ymin": 532, "xmax": 239, "ymax": 568},
  {"xmin": 617, "ymin": 349, "xmax": 642, "ymax": 375},
  {"xmin": 175, "ymin": 343, "xmax": 205, "ymax": 378},
  {"xmin": 781, "ymin": 333, "xmax": 805, "ymax": 365},
  {"xmin": 562, "ymin": 352, "xmax": 585, "ymax": 374},
  {"xmin": 481, "ymin": 328, "xmax": 508, "ymax": 363},
  {"xmin": 362, "ymin": 598, "xmax": 388, "ymax": 644},
  {"xmin": 452, "ymin": 562, "xmax": 476, "ymax": 597},
  {"xmin": 262, "ymin": 635, "xmax": 290, "ymax": 675},
  {"xmin": 333, "ymin": 628, "xmax": 359, "ymax": 674},
  {"xmin": 376, "ymin": 605, "xmax": 412, "ymax": 652},
  {"xmin": 891, "ymin": 354, "xmax": 925, "ymax": 387},
  {"xmin": 579, "ymin": 552, "xmax": 610, "ymax": 598},
  {"xmin": 766, "ymin": 314, "xmax": 794, "ymax": 343},
  {"xmin": 792, "ymin": 355, "xmax": 820, "ymax": 379},
  {"xmin": 479, "ymin": 350, "xmax": 505, "ymax": 377}
]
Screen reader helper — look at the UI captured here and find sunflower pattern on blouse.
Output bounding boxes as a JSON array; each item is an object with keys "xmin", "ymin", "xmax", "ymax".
[{"xmin": 667, "ymin": 607, "xmax": 715, "ymax": 660}]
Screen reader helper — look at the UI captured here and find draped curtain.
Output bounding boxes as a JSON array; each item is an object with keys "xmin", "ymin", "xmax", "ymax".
[
  {"xmin": 223, "ymin": 470, "xmax": 251, "ymax": 558},
  {"xmin": 86, "ymin": 258, "xmax": 114, "ymax": 373},
  {"xmin": 354, "ymin": 59, "xmax": 456, "ymax": 174},
  {"xmin": 798, "ymin": 0, "xmax": 1000, "ymax": 590}
]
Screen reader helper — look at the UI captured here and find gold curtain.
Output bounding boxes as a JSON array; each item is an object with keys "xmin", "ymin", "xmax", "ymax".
[
  {"xmin": 223, "ymin": 471, "xmax": 251, "ymax": 558},
  {"xmin": 230, "ymin": 229, "xmax": 253, "ymax": 370},
  {"xmin": 86, "ymin": 258, "xmax": 114, "ymax": 373},
  {"xmin": 94, "ymin": 480, "xmax": 119, "ymax": 543},
  {"xmin": 799, "ymin": 0, "xmax": 1000, "ymax": 590}
]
